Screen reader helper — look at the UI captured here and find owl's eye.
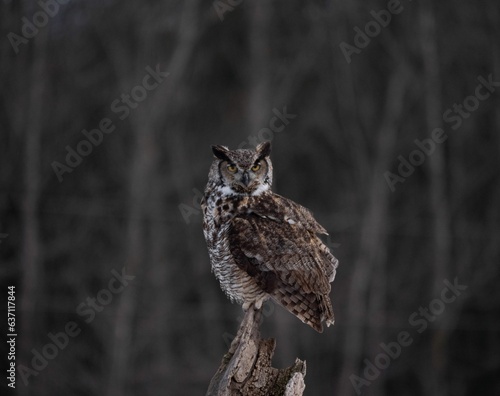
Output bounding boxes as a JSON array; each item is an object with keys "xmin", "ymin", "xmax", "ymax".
[
  {"xmin": 227, "ymin": 164, "xmax": 237, "ymax": 173},
  {"xmin": 251, "ymin": 163, "xmax": 261, "ymax": 172}
]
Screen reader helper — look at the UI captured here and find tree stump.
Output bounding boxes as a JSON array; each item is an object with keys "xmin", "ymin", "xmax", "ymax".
[{"xmin": 206, "ymin": 308, "xmax": 306, "ymax": 396}]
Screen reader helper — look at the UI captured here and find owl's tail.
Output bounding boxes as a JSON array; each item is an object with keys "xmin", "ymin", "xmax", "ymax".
[{"xmin": 271, "ymin": 289, "xmax": 334, "ymax": 333}]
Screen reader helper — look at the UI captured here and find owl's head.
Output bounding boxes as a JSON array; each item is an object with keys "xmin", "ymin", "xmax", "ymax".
[{"xmin": 209, "ymin": 141, "xmax": 273, "ymax": 196}]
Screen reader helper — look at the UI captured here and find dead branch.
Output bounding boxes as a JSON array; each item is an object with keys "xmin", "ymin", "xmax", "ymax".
[{"xmin": 206, "ymin": 308, "xmax": 306, "ymax": 396}]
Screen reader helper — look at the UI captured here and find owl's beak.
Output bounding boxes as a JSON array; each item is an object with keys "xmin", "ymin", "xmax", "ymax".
[{"xmin": 241, "ymin": 172, "xmax": 250, "ymax": 187}]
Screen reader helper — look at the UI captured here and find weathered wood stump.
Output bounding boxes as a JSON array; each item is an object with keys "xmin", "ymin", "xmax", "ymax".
[{"xmin": 206, "ymin": 308, "xmax": 306, "ymax": 396}]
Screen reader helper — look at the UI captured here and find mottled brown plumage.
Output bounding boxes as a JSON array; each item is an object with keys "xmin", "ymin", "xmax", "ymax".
[{"xmin": 201, "ymin": 142, "xmax": 338, "ymax": 332}]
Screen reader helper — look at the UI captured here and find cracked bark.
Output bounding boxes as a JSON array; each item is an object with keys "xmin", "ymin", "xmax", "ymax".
[{"xmin": 207, "ymin": 309, "xmax": 306, "ymax": 396}]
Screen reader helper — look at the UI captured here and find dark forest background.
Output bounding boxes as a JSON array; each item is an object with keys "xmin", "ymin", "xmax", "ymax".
[{"xmin": 1, "ymin": 0, "xmax": 500, "ymax": 395}]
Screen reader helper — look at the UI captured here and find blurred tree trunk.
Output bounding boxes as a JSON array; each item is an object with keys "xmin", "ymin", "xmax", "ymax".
[
  {"xmin": 419, "ymin": 3, "xmax": 451, "ymax": 395},
  {"xmin": 246, "ymin": 0, "xmax": 272, "ymax": 134},
  {"xmin": 104, "ymin": 24, "xmax": 155, "ymax": 396},
  {"xmin": 338, "ymin": 67, "xmax": 409, "ymax": 396},
  {"xmin": 105, "ymin": 118, "xmax": 155, "ymax": 396},
  {"xmin": 18, "ymin": 28, "xmax": 47, "ymax": 396}
]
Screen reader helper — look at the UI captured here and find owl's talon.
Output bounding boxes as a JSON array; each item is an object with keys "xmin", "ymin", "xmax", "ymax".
[{"xmin": 242, "ymin": 297, "xmax": 266, "ymax": 311}]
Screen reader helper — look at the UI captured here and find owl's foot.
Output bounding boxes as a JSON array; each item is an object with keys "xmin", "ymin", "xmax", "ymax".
[{"xmin": 242, "ymin": 295, "xmax": 268, "ymax": 311}]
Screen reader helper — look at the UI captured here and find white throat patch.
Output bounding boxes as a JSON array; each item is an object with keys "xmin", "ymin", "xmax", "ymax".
[
  {"xmin": 217, "ymin": 184, "xmax": 270, "ymax": 197},
  {"xmin": 218, "ymin": 186, "xmax": 236, "ymax": 197},
  {"xmin": 251, "ymin": 184, "xmax": 270, "ymax": 196}
]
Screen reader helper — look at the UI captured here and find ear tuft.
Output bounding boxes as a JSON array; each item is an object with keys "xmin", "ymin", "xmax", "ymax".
[
  {"xmin": 256, "ymin": 141, "xmax": 271, "ymax": 159},
  {"xmin": 211, "ymin": 145, "xmax": 230, "ymax": 161}
]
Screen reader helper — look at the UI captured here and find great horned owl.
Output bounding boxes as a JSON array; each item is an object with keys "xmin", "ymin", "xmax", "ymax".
[{"xmin": 201, "ymin": 141, "xmax": 338, "ymax": 332}]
